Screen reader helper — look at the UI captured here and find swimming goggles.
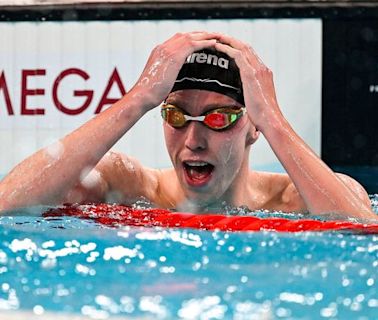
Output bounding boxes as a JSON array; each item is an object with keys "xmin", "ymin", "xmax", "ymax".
[{"xmin": 161, "ymin": 103, "xmax": 246, "ymax": 131}]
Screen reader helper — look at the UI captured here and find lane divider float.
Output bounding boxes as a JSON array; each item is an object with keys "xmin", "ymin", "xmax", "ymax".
[{"xmin": 43, "ymin": 203, "xmax": 378, "ymax": 234}]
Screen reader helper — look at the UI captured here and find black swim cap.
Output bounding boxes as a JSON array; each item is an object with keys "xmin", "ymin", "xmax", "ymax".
[{"xmin": 170, "ymin": 48, "xmax": 244, "ymax": 105}]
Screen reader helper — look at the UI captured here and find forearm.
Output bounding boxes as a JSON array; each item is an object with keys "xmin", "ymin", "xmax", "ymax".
[
  {"xmin": 0, "ymin": 93, "xmax": 148, "ymax": 211},
  {"xmin": 0, "ymin": 31, "xmax": 220, "ymax": 213},
  {"xmin": 261, "ymin": 115, "xmax": 375, "ymax": 220},
  {"xmin": 212, "ymin": 33, "xmax": 375, "ymax": 219}
]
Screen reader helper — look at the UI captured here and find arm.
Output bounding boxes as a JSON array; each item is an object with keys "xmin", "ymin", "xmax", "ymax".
[
  {"xmin": 0, "ymin": 93, "xmax": 144, "ymax": 211},
  {"xmin": 264, "ymin": 117, "xmax": 376, "ymax": 219},
  {"xmin": 62, "ymin": 151, "xmax": 160, "ymax": 205},
  {"xmin": 0, "ymin": 32, "xmax": 218, "ymax": 213},
  {"xmin": 215, "ymin": 35, "xmax": 377, "ymax": 220}
]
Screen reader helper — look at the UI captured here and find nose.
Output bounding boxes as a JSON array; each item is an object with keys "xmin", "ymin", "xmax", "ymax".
[{"xmin": 184, "ymin": 121, "xmax": 208, "ymax": 152}]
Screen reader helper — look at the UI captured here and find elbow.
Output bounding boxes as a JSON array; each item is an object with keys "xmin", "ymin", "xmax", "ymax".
[{"xmin": 309, "ymin": 206, "xmax": 378, "ymax": 223}]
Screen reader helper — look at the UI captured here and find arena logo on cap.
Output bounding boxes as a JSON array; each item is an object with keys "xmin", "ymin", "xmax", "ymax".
[{"xmin": 185, "ymin": 52, "xmax": 229, "ymax": 69}]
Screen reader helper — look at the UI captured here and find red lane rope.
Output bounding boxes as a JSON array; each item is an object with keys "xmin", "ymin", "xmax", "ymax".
[{"xmin": 43, "ymin": 203, "xmax": 378, "ymax": 234}]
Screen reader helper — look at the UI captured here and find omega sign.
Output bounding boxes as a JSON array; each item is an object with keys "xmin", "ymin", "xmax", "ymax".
[{"xmin": 0, "ymin": 67, "xmax": 126, "ymax": 116}]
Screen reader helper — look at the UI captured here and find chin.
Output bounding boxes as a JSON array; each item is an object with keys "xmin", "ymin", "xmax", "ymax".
[{"xmin": 183, "ymin": 185, "xmax": 222, "ymax": 206}]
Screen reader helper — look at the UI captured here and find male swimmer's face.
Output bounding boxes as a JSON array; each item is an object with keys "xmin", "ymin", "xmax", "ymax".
[{"xmin": 163, "ymin": 89, "xmax": 251, "ymax": 204}]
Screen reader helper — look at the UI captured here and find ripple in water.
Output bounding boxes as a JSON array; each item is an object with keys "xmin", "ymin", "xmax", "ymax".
[{"xmin": 0, "ymin": 196, "xmax": 377, "ymax": 319}]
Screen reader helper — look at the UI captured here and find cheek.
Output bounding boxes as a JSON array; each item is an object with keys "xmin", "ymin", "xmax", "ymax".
[
  {"xmin": 163, "ymin": 124, "xmax": 175, "ymax": 153},
  {"xmin": 163, "ymin": 124, "xmax": 184, "ymax": 156},
  {"xmin": 220, "ymin": 120, "xmax": 249, "ymax": 152},
  {"xmin": 216, "ymin": 134, "xmax": 245, "ymax": 168},
  {"xmin": 217, "ymin": 127, "xmax": 249, "ymax": 172}
]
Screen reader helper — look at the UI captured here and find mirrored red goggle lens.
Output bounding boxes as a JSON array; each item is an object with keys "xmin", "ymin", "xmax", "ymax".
[{"xmin": 204, "ymin": 113, "xmax": 230, "ymax": 129}]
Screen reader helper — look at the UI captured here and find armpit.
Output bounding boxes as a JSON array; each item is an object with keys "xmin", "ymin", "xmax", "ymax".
[{"xmin": 64, "ymin": 168, "xmax": 108, "ymax": 203}]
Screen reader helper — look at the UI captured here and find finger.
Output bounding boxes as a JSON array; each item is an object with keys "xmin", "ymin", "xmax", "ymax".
[
  {"xmin": 216, "ymin": 41, "xmax": 262, "ymax": 70},
  {"xmin": 161, "ymin": 32, "xmax": 218, "ymax": 52},
  {"xmin": 190, "ymin": 39, "xmax": 217, "ymax": 51},
  {"xmin": 215, "ymin": 33, "xmax": 243, "ymax": 48},
  {"xmin": 187, "ymin": 30, "xmax": 214, "ymax": 34},
  {"xmin": 216, "ymin": 34, "xmax": 263, "ymax": 66},
  {"xmin": 214, "ymin": 42, "xmax": 252, "ymax": 71},
  {"xmin": 184, "ymin": 31, "xmax": 221, "ymax": 41},
  {"xmin": 163, "ymin": 31, "xmax": 219, "ymax": 49}
]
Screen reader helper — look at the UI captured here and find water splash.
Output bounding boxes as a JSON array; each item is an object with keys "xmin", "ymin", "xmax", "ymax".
[{"xmin": 0, "ymin": 199, "xmax": 377, "ymax": 319}]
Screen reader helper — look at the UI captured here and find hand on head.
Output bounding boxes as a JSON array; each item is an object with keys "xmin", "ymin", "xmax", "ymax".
[
  {"xmin": 213, "ymin": 34, "xmax": 282, "ymax": 132},
  {"xmin": 130, "ymin": 31, "xmax": 281, "ymax": 135},
  {"xmin": 129, "ymin": 31, "xmax": 220, "ymax": 111}
]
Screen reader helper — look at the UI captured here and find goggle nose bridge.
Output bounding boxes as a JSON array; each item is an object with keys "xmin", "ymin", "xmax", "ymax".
[{"xmin": 183, "ymin": 114, "xmax": 206, "ymax": 122}]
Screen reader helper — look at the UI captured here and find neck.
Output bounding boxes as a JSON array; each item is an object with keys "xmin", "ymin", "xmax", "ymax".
[
  {"xmin": 175, "ymin": 152, "xmax": 253, "ymax": 213},
  {"xmin": 220, "ymin": 154, "xmax": 253, "ymax": 208}
]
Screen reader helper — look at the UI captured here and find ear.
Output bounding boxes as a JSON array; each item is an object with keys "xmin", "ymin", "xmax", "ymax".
[{"xmin": 246, "ymin": 124, "xmax": 260, "ymax": 146}]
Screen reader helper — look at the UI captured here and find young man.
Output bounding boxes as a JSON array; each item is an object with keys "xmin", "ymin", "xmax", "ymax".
[{"xmin": 0, "ymin": 32, "xmax": 376, "ymax": 220}]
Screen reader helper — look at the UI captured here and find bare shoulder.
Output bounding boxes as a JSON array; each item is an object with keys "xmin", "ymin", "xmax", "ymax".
[
  {"xmin": 95, "ymin": 151, "xmax": 160, "ymax": 203},
  {"xmin": 253, "ymin": 171, "xmax": 307, "ymax": 212},
  {"xmin": 335, "ymin": 173, "xmax": 371, "ymax": 206},
  {"xmin": 253, "ymin": 171, "xmax": 371, "ymax": 213}
]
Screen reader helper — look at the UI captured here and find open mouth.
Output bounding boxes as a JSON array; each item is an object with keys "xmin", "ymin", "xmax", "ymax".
[{"xmin": 183, "ymin": 161, "xmax": 215, "ymax": 187}]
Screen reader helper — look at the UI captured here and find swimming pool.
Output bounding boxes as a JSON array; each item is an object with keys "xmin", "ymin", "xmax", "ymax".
[{"xmin": 0, "ymin": 197, "xmax": 377, "ymax": 319}]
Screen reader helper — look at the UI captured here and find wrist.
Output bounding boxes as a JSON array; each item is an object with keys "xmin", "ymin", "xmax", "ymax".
[
  {"xmin": 110, "ymin": 92, "xmax": 149, "ymax": 123},
  {"xmin": 254, "ymin": 108, "xmax": 288, "ymax": 137},
  {"xmin": 127, "ymin": 87, "xmax": 161, "ymax": 114},
  {"xmin": 251, "ymin": 108, "xmax": 287, "ymax": 134}
]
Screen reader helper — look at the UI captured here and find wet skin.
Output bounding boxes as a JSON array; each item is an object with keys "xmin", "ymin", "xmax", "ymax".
[
  {"xmin": 163, "ymin": 89, "xmax": 256, "ymax": 208},
  {"xmin": 0, "ymin": 31, "xmax": 376, "ymax": 221}
]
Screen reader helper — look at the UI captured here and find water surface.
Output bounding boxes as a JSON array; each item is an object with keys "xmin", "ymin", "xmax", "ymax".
[{"xmin": 0, "ymin": 195, "xmax": 377, "ymax": 319}]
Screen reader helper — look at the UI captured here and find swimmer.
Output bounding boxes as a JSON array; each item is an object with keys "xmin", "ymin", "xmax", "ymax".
[{"xmin": 0, "ymin": 32, "xmax": 376, "ymax": 220}]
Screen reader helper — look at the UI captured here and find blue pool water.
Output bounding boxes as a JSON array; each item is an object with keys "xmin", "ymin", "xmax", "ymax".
[{"xmin": 0, "ymin": 197, "xmax": 377, "ymax": 319}]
